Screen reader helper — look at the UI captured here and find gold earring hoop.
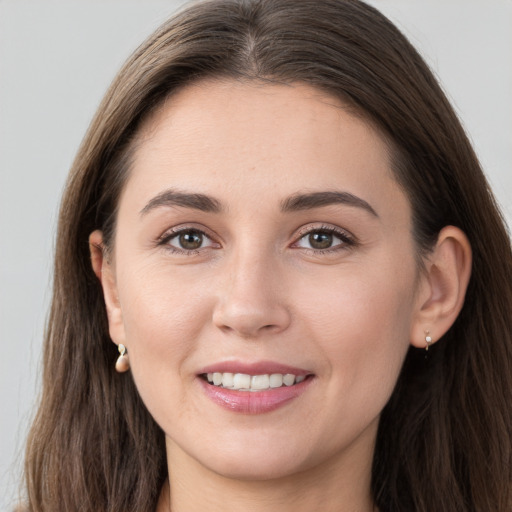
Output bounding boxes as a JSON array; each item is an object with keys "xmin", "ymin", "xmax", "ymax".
[
  {"xmin": 425, "ymin": 331, "xmax": 433, "ymax": 351},
  {"xmin": 115, "ymin": 344, "xmax": 130, "ymax": 372}
]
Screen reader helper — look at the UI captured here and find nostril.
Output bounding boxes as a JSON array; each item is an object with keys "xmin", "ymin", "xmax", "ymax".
[
  {"xmin": 212, "ymin": 298, "xmax": 292, "ymax": 338},
  {"xmin": 216, "ymin": 322, "xmax": 281, "ymax": 339}
]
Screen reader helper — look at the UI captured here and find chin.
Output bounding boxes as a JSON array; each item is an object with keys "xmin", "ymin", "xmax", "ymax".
[
  {"xmin": 180, "ymin": 431, "xmax": 316, "ymax": 482},
  {"xmin": 204, "ymin": 453, "xmax": 310, "ymax": 482}
]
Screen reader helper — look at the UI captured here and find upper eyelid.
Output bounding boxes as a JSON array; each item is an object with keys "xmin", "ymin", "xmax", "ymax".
[
  {"xmin": 294, "ymin": 224, "xmax": 355, "ymax": 241},
  {"xmin": 158, "ymin": 224, "xmax": 218, "ymax": 243}
]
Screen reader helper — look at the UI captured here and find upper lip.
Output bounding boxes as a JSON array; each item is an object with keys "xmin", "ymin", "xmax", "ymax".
[{"xmin": 198, "ymin": 360, "xmax": 312, "ymax": 376}]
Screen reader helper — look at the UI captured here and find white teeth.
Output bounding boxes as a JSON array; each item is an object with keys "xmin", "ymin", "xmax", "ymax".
[
  {"xmin": 205, "ymin": 372, "xmax": 307, "ymax": 391},
  {"xmin": 233, "ymin": 373, "xmax": 251, "ymax": 390},
  {"xmin": 269, "ymin": 374, "xmax": 283, "ymax": 388},
  {"xmin": 221, "ymin": 372, "xmax": 234, "ymax": 388},
  {"xmin": 283, "ymin": 374, "xmax": 295, "ymax": 386},
  {"xmin": 251, "ymin": 374, "xmax": 270, "ymax": 390}
]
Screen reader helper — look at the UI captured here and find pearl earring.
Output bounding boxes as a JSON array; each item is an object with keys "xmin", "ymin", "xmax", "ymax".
[
  {"xmin": 425, "ymin": 331, "xmax": 433, "ymax": 351},
  {"xmin": 115, "ymin": 344, "xmax": 130, "ymax": 372}
]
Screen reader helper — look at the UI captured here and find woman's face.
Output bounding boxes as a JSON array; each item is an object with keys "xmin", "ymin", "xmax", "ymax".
[{"xmin": 102, "ymin": 80, "xmax": 424, "ymax": 480}]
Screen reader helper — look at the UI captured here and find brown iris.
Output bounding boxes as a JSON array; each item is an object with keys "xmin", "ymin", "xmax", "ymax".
[
  {"xmin": 309, "ymin": 231, "xmax": 333, "ymax": 249},
  {"xmin": 178, "ymin": 230, "xmax": 203, "ymax": 250}
]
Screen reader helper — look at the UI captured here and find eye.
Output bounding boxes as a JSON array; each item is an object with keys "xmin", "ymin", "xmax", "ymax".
[
  {"xmin": 305, "ymin": 231, "xmax": 336, "ymax": 250},
  {"xmin": 161, "ymin": 228, "xmax": 217, "ymax": 252},
  {"xmin": 294, "ymin": 227, "xmax": 354, "ymax": 251}
]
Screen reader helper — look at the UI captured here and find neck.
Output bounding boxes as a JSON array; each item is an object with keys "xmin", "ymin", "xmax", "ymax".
[{"xmin": 157, "ymin": 423, "xmax": 377, "ymax": 512}]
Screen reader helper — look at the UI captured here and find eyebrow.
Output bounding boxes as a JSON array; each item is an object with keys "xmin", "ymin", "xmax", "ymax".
[
  {"xmin": 140, "ymin": 188, "xmax": 378, "ymax": 218},
  {"xmin": 280, "ymin": 191, "xmax": 378, "ymax": 217},
  {"xmin": 140, "ymin": 189, "xmax": 223, "ymax": 216}
]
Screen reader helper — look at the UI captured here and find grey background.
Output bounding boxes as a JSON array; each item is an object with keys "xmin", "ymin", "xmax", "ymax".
[{"xmin": 1, "ymin": 1, "xmax": 511, "ymax": 509}]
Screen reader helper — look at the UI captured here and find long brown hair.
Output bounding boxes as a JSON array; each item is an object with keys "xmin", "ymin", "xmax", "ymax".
[{"xmin": 25, "ymin": 1, "xmax": 512, "ymax": 510}]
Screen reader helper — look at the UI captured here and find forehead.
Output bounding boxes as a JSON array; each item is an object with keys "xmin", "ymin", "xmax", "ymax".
[
  {"xmin": 137, "ymin": 80, "xmax": 382, "ymax": 160},
  {"xmin": 121, "ymin": 80, "xmax": 408, "ymax": 224}
]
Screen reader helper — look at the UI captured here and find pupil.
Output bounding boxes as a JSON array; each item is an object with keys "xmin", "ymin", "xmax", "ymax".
[
  {"xmin": 309, "ymin": 232, "xmax": 332, "ymax": 249},
  {"xmin": 179, "ymin": 231, "xmax": 202, "ymax": 250}
]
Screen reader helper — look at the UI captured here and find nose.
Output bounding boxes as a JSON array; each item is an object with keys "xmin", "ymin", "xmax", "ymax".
[{"xmin": 212, "ymin": 251, "xmax": 291, "ymax": 339}]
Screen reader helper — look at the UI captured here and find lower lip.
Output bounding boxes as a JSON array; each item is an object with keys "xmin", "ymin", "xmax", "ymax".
[{"xmin": 199, "ymin": 377, "xmax": 313, "ymax": 414}]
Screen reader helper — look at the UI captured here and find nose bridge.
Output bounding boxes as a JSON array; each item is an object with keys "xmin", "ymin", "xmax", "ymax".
[{"xmin": 213, "ymin": 240, "xmax": 290, "ymax": 337}]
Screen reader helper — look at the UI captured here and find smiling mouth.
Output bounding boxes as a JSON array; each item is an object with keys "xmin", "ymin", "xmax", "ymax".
[{"xmin": 201, "ymin": 372, "xmax": 312, "ymax": 391}]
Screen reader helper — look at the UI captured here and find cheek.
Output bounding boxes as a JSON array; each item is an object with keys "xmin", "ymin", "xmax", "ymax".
[
  {"xmin": 117, "ymin": 256, "xmax": 213, "ymax": 345},
  {"xmin": 295, "ymin": 256, "xmax": 416, "ymax": 408},
  {"xmin": 113, "ymin": 262, "xmax": 215, "ymax": 416},
  {"xmin": 298, "ymin": 258, "xmax": 415, "ymax": 341}
]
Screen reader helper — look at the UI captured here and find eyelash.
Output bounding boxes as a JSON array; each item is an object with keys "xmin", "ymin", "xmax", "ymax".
[
  {"xmin": 157, "ymin": 225, "xmax": 218, "ymax": 256},
  {"xmin": 157, "ymin": 224, "xmax": 356, "ymax": 256},
  {"xmin": 292, "ymin": 225, "xmax": 356, "ymax": 254}
]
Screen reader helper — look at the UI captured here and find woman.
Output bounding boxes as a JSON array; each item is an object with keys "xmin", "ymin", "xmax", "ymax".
[{"xmin": 23, "ymin": 0, "xmax": 512, "ymax": 511}]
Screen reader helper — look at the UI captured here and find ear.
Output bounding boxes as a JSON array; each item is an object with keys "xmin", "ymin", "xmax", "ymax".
[
  {"xmin": 410, "ymin": 226, "xmax": 472, "ymax": 349},
  {"xmin": 89, "ymin": 230, "xmax": 126, "ymax": 347}
]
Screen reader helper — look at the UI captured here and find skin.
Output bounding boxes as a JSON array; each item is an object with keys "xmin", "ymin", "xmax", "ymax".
[{"xmin": 90, "ymin": 80, "xmax": 471, "ymax": 512}]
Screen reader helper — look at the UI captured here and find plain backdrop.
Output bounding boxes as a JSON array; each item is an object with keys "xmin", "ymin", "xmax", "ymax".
[{"xmin": 1, "ymin": 1, "xmax": 511, "ymax": 509}]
